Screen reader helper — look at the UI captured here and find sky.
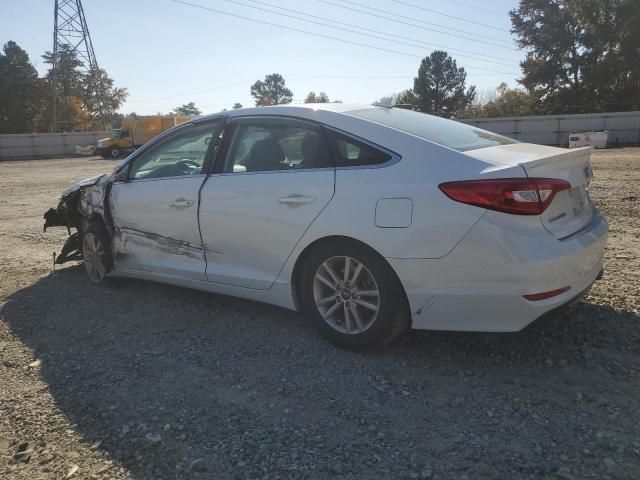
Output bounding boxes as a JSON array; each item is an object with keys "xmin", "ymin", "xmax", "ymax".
[{"xmin": 1, "ymin": 0, "xmax": 522, "ymax": 115}]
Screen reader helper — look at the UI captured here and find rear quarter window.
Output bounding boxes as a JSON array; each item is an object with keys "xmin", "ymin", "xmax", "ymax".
[
  {"xmin": 347, "ymin": 108, "xmax": 516, "ymax": 152},
  {"xmin": 325, "ymin": 129, "xmax": 392, "ymax": 167}
]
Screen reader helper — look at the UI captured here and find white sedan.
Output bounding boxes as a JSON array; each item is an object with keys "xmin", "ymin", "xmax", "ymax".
[{"xmin": 44, "ymin": 104, "xmax": 607, "ymax": 349}]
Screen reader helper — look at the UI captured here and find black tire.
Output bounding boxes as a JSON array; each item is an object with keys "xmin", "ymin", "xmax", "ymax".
[
  {"xmin": 109, "ymin": 147, "xmax": 121, "ymax": 159},
  {"xmin": 81, "ymin": 221, "xmax": 113, "ymax": 284},
  {"xmin": 96, "ymin": 148, "xmax": 110, "ymax": 159},
  {"xmin": 300, "ymin": 239, "xmax": 409, "ymax": 350}
]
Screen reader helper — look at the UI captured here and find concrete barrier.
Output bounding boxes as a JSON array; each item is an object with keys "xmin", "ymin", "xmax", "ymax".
[
  {"xmin": 0, "ymin": 131, "xmax": 109, "ymax": 160},
  {"xmin": 459, "ymin": 111, "xmax": 640, "ymax": 146}
]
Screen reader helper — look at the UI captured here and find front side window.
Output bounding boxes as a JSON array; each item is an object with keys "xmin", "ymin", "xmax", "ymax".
[
  {"xmin": 128, "ymin": 121, "xmax": 221, "ymax": 180},
  {"xmin": 325, "ymin": 129, "xmax": 392, "ymax": 167},
  {"xmin": 223, "ymin": 119, "xmax": 332, "ymax": 173}
]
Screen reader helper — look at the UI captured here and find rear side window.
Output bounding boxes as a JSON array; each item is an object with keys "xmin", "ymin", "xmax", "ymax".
[
  {"xmin": 325, "ymin": 129, "xmax": 392, "ymax": 167},
  {"xmin": 223, "ymin": 119, "xmax": 332, "ymax": 173},
  {"xmin": 347, "ymin": 107, "xmax": 516, "ymax": 152}
]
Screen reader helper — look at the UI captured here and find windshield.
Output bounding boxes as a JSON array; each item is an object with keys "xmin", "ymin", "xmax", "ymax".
[
  {"xmin": 347, "ymin": 108, "xmax": 517, "ymax": 152},
  {"xmin": 110, "ymin": 129, "xmax": 121, "ymax": 139}
]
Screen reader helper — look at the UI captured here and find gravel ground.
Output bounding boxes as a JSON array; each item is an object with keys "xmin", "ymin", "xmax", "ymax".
[{"xmin": 0, "ymin": 149, "xmax": 638, "ymax": 480}]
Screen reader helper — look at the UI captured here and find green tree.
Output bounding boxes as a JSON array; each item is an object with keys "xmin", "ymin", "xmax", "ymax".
[
  {"xmin": 482, "ymin": 82, "xmax": 537, "ymax": 117},
  {"xmin": 250, "ymin": 73, "xmax": 293, "ymax": 106},
  {"xmin": 232, "ymin": 102, "xmax": 243, "ymax": 109},
  {"xmin": 42, "ymin": 45, "xmax": 83, "ymax": 97},
  {"xmin": 459, "ymin": 87, "xmax": 498, "ymax": 118},
  {"xmin": 41, "ymin": 45, "xmax": 86, "ymax": 131},
  {"xmin": 395, "ymin": 89, "xmax": 417, "ymax": 108},
  {"xmin": 377, "ymin": 95, "xmax": 395, "ymax": 107},
  {"xmin": 0, "ymin": 41, "xmax": 42, "ymax": 133},
  {"xmin": 41, "ymin": 45, "xmax": 127, "ymax": 131},
  {"xmin": 511, "ymin": 0, "xmax": 640, "ymax": 113},
  {"xmin": 83, "ymin": 67, "xmax": 128, "ymax": 125},
  {"xmin": 304, "ymin": 91, "xmax": 330, "ymax": 103},
  {"xmin": 172, "ymin": 102, "xmax": 201, "ymax": 115},
  {"xmin": 413, "ymin": 51, "xmax": 476, "ymax": 116},
  {"xmin": 377, "ymin": 90, "xmax": 417, "ymax": 108}
]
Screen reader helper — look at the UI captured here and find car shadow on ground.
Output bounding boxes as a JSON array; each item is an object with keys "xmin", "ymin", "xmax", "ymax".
[{"xmin": 3, "ymin": 265, "xmax": 639, "ymax": 479}]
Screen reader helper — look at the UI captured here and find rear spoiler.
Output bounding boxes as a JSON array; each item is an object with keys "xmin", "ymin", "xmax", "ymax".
[{"xmin": 516, "ymin": 146, "xmax": 592, "ymax": 170}]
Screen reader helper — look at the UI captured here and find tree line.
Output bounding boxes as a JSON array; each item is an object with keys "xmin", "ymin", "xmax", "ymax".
[
  {"xmin": 0, "ymin": 42, "xmax": 128, "ymax": 134},
  {"xmin": 248, "ymin": 73, "xmax": 340, "ymax": 106},
  {"xmin": 1, "ymin": 0, "xmax": 638, "ymax": 134},
  {"xmin": 381, "ymin": 0, "xmax": 639, "ymax": 118}
]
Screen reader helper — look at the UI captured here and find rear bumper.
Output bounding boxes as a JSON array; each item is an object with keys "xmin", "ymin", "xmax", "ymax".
[{"xmin": 389, "ymin": 208, "xmax": 608, "ymax": 332}]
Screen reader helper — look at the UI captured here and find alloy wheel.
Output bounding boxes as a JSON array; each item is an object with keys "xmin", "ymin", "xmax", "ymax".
[
  {"xmin": 82, "ymin": 232, "xmax": 106, "ymax": 283},
  {"xmin": 312, "ymin": 256, "xmax": 380, "ymax": 334}
]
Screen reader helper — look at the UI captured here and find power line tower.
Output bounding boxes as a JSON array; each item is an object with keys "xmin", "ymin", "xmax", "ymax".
[{"xmin": 51, "ymin": 0, "xmax": 99, "ymax": 131}]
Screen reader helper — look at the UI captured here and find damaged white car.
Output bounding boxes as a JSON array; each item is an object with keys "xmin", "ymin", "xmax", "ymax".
[{"xmin": 44, "ymin": 104, "xmax": 607, "ymax": 349}]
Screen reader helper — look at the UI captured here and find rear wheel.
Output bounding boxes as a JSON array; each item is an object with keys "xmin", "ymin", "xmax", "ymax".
[
  {"xmin": 300, "ymin": 240, "xmax": 409, "ymax": 349},
  {"xmin": 109, "ymin": 147, "xmax": 121, "ymax": 159},
  {"xmin": 81, "ymin": 222, "xmax": 112, "ymax": 283}
]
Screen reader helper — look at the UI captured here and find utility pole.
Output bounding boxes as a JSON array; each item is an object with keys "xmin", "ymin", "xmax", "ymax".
[{"xmin": 51, "ymin": 0, "xmax": 99, "ymax": 131}]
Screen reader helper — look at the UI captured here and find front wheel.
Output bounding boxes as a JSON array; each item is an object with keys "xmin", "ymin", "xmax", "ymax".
[
  {"xmin": 109, "ymin": 147, "xmax": 121, "ymax": 159},
  {"xmin": 300, "ymin": 240, "xmax": 409, "ymax": 349},
  {"xmin": 81, "ymin": 222, "xmax": 113, "ymax": 283}
]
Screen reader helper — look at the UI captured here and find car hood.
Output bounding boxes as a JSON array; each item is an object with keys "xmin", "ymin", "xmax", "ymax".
[{"xmin": 62, "ymin": 173, "xmax": 110, "ymax": 197}]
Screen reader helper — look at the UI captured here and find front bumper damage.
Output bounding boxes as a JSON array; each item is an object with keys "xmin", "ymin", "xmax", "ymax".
[{"xmin": 43, "ymin": 174, "xmax": 110, "ymax": 264}]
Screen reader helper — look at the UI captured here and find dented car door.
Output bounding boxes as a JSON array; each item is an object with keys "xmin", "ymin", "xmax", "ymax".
[
  {"xmin": 109, "ymin": 120, "xmax": 223, "ymax": 280},
  {"xmin": 199, "ymin": 116, "xmax": 335, "ymax": 289}
]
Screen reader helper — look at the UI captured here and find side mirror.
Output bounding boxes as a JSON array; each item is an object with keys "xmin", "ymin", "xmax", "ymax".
[{"xmin": 113, "ymin": 168, "xmax": 129, "ymax": 183}]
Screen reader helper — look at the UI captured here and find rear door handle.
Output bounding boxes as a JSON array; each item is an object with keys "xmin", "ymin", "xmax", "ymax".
[
  {"xmin": 277, "ymin": 194, "xmax": 315, "ymax": 207},
  {"xmin": 168, "ymin": 198, "xmax": 194, "ymax": 208}
]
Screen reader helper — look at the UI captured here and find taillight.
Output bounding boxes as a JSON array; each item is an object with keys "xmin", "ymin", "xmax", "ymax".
[
  {"xmin": 523, "ymin": 286, "xmax": 571, "ymax": 301},
  {"xmin": 438, "ymin": 178, "xmax": 571, "ymax": 215}
]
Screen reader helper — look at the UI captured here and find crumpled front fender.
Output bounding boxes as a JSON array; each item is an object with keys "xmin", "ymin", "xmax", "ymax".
[{"xmin": 43, "ymin": 174, "xmax": 111, "ymax": 264}]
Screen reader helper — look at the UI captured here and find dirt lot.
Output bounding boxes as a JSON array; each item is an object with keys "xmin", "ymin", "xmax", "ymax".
[{"xmin": 1, "ymin": 149, "xmax": 638, "ymax": 480}]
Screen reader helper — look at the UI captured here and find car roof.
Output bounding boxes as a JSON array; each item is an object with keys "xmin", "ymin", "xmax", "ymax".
[{"xmin": 195, "ymin": 103, "xmax": 376, "ymax": 123}]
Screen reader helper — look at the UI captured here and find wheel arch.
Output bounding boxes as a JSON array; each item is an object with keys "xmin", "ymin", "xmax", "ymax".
[
  {"xmin": 289, "ymin": 234, "xmax": 409, "ymax": 313},
  {"xmin": 82, "ymin": 212, "xmax": 108, "ymax": 232}
]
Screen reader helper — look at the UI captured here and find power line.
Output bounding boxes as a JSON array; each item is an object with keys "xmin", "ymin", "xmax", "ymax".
[
  {"xmin": 245, "ymin": 0, "xmax": 513, "ymax": 63},
  {"xmin": 130, "ymin": 73, "xmax": 510, "ymax": 102},
  {"xmin": 169, "ymin": 0, "xmax": 519, "ymax": 75},
  {"xmin": 332, "ymin": 0, "xmax": 510, "ymax": 37},
  {"xmin": 126, "ymin": 80, "xmax": 251, "ymax": 102},
  {"xmin": 333, "ymin": 1, "xmax": 512, "ymax": 45},
  {"xmin": 289, "ymin": 74, "xmax": 415, "ymax": 79},
  {"xmin": 470, "ymin": 0, "xmax": 515, "ymax": 7},
  {"xmin": 389, "ymin": 0, "xmax": 510, "ymax": 32},
  {"xmin": 323, "ymin": 0, "xmax": 513, "ymax": 45},
  {"xmin": 436, "ymin": 0, "xmax": 508, "ymax": 16},
  {"xmin": 318, "ymin": 0, "xmax": 514, "ymax": 50},
  {"xmin": 224, "ymin": 0, "xmax": 515, "ymax": 67}
]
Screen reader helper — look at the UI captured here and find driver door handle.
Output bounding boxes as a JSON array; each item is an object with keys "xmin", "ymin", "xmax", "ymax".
[
  {"xmin": 277, "ymin": 194, "xmax": 315, "ymax": 207},
  {"xmin": 168, "ymin": 198, "xmax": 194, "ymax": 208}
]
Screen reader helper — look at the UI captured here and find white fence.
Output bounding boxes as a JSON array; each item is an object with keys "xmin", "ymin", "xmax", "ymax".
[
  {"xmin": 0, "ymin": 131, "xmax": 109, "ymax": 160},
  {"xmin": 459, "ymin": 111, "xmax": 640, "ymax": 146}
]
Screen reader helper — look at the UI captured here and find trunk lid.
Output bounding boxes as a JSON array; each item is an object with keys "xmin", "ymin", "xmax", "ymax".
[{"xmin": 465, "ymin": 143, "xmax": 594, "ymax": 239}]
